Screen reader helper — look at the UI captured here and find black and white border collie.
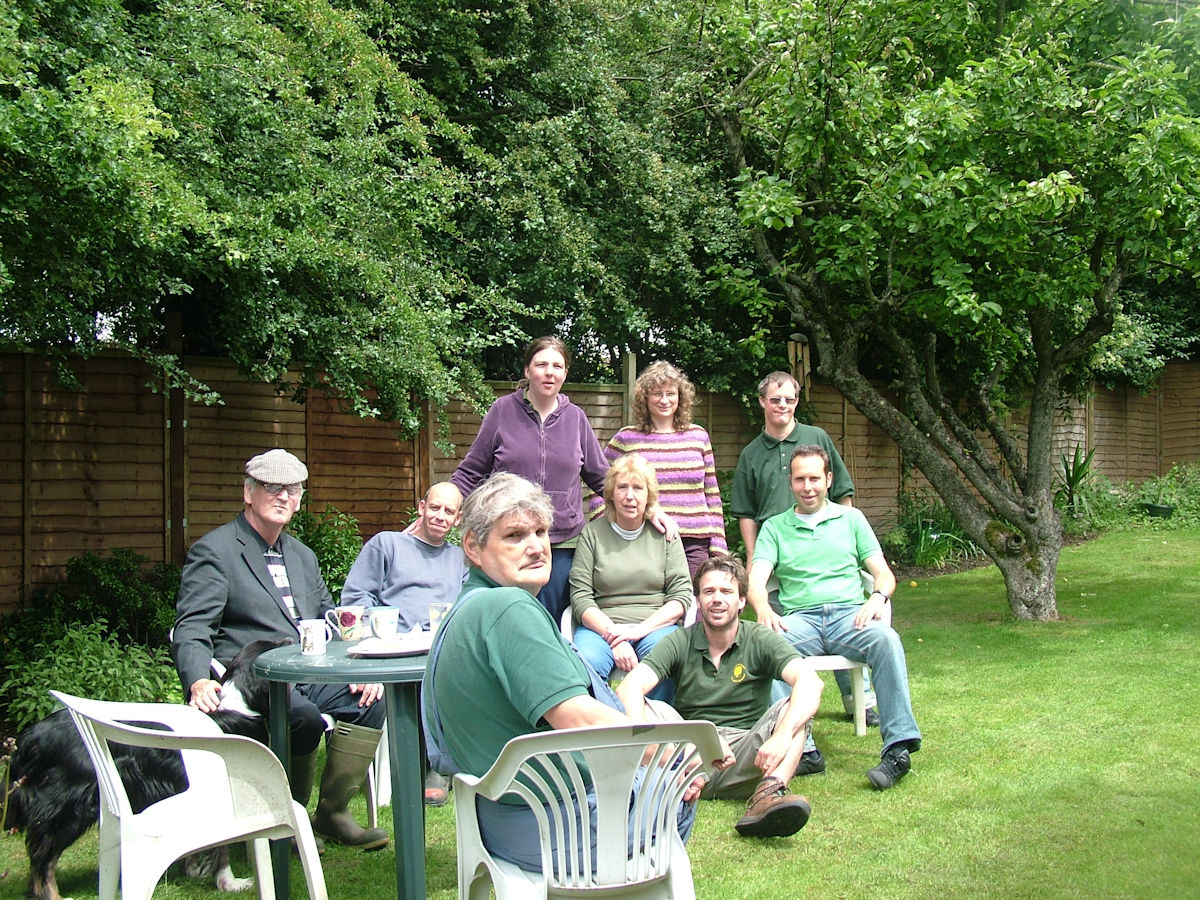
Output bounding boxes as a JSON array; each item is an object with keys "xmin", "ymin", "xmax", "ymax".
[{"xmin": 2, "ymin": 639, "xmax": 285, "ymax": 900}]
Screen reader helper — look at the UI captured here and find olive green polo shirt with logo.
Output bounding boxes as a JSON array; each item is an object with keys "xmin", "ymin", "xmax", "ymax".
[{"xmin": 642, "ymin": 620, "xmax": 799, "ymax": 731}]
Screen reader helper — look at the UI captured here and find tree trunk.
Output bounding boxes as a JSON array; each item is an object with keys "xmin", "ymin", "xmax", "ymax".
[{"xmin": 992, "ymin": 527, "xmax": 1062, "ymax": 622}]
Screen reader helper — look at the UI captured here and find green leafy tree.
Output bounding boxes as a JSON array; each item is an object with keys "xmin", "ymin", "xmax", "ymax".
[
  {"xmin": 0, "ymin": 0, "xmax": 493, "ymax": 430},
  {"xmin": 346, "ymin": 0, "xmax": 779, "ymax": 389},
  {"xmin": 689, "ymin": 0, "xmax": 1200, "ymax": 619}
]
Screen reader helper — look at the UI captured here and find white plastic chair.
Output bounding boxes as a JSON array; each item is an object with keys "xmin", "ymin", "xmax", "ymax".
[
  {"xmin": 454, "ymin": 721, "xmax": 723, "ymax": 900},
  {"xmin": 51, "ymin": 690, "xmax": 327, "ymax": 900},
  {"xmin": 364, "ymin": 725, "xmax": 390, "ymax": 827}
]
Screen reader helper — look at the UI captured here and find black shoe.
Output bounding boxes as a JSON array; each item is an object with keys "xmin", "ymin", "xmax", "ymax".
[
  {"xmin": 866, "ymin": 746, "xmax": 911, "ymax": 790},
  {"xmin": 847, "ymin": 706, "xmax": 880, "ymax": 727},
  {"xmin": 794, "ymin": 749, "xmax": 826, "ymax": 776}
]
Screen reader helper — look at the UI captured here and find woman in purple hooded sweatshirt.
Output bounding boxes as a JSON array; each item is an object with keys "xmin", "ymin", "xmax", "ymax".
[{"xmin": 450, "ymin": 336, "xmax": 609, "ymax": 620}]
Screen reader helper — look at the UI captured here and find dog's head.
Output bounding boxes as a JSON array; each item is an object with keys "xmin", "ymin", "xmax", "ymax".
[{"xmin": 222, "ymin": 638, "xmax": 290, "ymax": 682}]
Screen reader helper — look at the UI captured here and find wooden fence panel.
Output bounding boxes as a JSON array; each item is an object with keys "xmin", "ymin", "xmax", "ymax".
[
  {"xmin": 1162, "ymin": 364, "xmax": 1200, "ymax": 469},
  {"xmin": 22, "ymin": 355, "xmax": 166, "ymax": 593},
  {"xmin": 305, "ymin": 391, "xmax": 418, "ymax": 536},
  {"xmin": 4, "ymin": 352, "xmax": 1200, "ymax": 616},
  {"xmin": 0, "ymin": 358, "xmax": 26, "ymax": 603},
  {"xmin": 182, "ymin": 360, "xmax": 306, "ymax": 545},
  {"xmin": 1090, "ymin": 386, "xmax": 1160, "ymax": 483}
]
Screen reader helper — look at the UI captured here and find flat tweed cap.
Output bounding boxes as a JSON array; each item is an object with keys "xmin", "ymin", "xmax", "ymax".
[{"xmin": 245, "ymin": 449, "xmax": 309, "ymax": 484}]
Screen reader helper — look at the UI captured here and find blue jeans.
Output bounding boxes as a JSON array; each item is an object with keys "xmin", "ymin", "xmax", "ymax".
[
  {"xmin": 537, "ymin": 546, "xmax": 575, "ymax": 621},
  {"xmin": 774, "ymin": 604, "xmax": 921, "ymax": 754},
  {"xmin": 769, "ymin": 593, "xmax": 873, "ymax": 707},
  {"xmin": 572, "ymin": 624, "xmax": 678, "ymax": 702},
  {"xmin": 477, "ymin": 765, "xmax": 698, "ymax": 872}
]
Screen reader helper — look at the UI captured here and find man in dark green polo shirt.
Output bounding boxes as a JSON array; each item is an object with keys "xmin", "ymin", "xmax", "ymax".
[
  {"xmin": 730, "ymin": 370, "xmax": 873, "ymax": 726},
  {"xmin": 617, "ymin": 556, "xmax": 824, "ymax": 838},
  {"xmin": 731, "ymin": 371, "xmax": 855, "ymax": 563}
]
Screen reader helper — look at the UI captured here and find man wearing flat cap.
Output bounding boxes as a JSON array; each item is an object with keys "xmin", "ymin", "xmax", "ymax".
[{"xmin": 173, "ymin": 449, "xmax": 389, "ymax": 849}]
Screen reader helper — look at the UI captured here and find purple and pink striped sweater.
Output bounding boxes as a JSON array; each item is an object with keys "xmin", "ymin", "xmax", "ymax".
[{"xmin": 589, "ymin": 425, "xmax": 728, "ymax": 553}]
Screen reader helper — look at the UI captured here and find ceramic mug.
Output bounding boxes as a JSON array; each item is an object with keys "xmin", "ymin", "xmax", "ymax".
[
  {"xmin": 299, "ymin": 619, "xmax": 333, "ymax": 655},
  {"xmin": 325, "ymin": 605, "xmax": 366, "ymax": 641},
  {"xmin": 369, "ymin": 607, "xmax": 400, "ymax": 640}
]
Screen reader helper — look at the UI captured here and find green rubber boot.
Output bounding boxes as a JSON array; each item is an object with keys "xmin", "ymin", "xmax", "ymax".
[{"xmin": 312, "ymin": 722, "xmax": 389, "ymax": 850}]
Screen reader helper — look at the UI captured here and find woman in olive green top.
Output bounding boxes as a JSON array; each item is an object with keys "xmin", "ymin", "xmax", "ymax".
[{"xmin": 568, "ymin": 454, "xmax": 691, "ymax": 701}]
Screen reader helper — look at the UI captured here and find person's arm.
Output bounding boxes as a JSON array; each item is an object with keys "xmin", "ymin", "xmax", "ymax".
[
  {"xmin": 739, "ymin": 517, "xmax": 759, "ymax": 563},
  {"xmin": 755, "ymin": 657, "xmax": 823, "ymax": 778},
  {"xmin": 613, "ymin": 599, "xmax": 687, "ymax": 645},
  {"xmin": 568, "ymin": 526, "xmax": 600, "ymax": 625},
  {"xmin": 450, "ymin": 400, "xmax": 502, "ymax": 495},
  {"xmin": 854, "ymin": 552, "xmax": 897, "ymax": 629},
  {"xmin": 173, "ymin": 539, "xmax": 228, "ymax": 709},
  {"xmin": 339, "ymin": 537, "xmax": 384, "ymax": 606},
  {"xmin": 748, "ymin": 557, "xmax": 784, "ymax": 632},
  {"xmin": 648, "ymin": 508, "xmax": 680, "ymax": 541},
  {"xmin": 614, "ymin": 663, "xmax": 662, "ymax": 724},
  {"xmin": 579, "ymin": 413, "xmax": 610, "ymax": 496},
  {"xmin": 775, "ymin": 657, "xmax": 823, "ymax": 737},
  {"xmin": 824, "ymin": 435, "xmax": 856, "ymax": 504},
  {"xmin": 543, "ymin": 693, "xmax": 630, "ymax": 729},
  {"xmin": 700, "ymin": 433, "xmax": 729, "ymax": 554}
]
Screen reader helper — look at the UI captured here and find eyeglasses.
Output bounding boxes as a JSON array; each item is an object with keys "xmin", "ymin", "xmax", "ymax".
[
  {"xmin": 767, "ymin": 396, "xmax": 798, "ymax": 407},
  {"xmin": 259, "ymin": 482, "xmax": 304, "ymax": 497}
]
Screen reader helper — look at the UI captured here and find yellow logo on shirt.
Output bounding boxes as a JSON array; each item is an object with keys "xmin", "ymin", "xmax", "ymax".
[{"xmin": 731, "ymin": 663, "xmax": 747, "ymax": 684}]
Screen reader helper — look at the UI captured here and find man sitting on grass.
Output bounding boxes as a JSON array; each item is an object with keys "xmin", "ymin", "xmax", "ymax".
[{"xmin": 617, "ymin": 556, "xmax": 824, "ymax": 837}]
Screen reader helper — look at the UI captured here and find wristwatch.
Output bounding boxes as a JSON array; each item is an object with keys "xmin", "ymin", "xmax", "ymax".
[{"xmin": 870, "ymin": 589, "xmax": 891, "ymax": 603}]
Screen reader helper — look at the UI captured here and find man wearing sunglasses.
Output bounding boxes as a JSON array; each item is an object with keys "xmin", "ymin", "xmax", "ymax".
[
  {"xmin": 730, "ymin": 372, "xmax": 873, "ymax": 731},
  {"xmin": 731, "ymin": 372, "xmax": 856, "ymax": 563},
  {"xmin": 173, "ymin": 448, "xmax": 389, "ymax": 850}
]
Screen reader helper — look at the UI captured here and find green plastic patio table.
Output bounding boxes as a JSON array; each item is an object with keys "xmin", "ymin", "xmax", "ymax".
[{"xmin": 253, "ymin": 642, "xmax": 429, "ymax": 900}]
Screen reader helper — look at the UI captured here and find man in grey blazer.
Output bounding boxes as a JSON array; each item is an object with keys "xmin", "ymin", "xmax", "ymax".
[{"xmin": 173, "ymin": 448, "xmax": 388, "ymax": 849}]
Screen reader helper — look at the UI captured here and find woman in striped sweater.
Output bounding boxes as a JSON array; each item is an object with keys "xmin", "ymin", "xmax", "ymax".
[{"xmin": 598, "ymin": 361, "xmax": 729, "ymax": 578}]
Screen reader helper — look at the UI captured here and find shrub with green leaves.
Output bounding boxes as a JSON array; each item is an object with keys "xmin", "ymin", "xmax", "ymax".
[
  {"xmin": 0, "ymin": 621, "xmax": 180, "ymax": 732},
  {"xmin": 37, "ymin": 548, "xmax": 180, "ymax": 648},
  {"xmin": 892, "ymin": 489, "xmax": 984, "ymax": 569},
  {"xmin": 288, "ymin": 498, "xmax": 364, "ymax": 596},
  {"xmin": 1127, "ymin": 463, "xmax": 1200, "ymax": 528}
]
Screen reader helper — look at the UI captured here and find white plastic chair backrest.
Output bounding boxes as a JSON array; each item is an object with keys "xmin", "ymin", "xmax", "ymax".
[
  {"xmin": 50, "ymin": 691, "xmax": 291, "ymax": 826},
  {"xmin": 470, "ymin": 721, "xmax": 721, "ymax": 889},
  {"xmin": 50, "ymin": 691, "xmax": 227, "ymax": 821}
]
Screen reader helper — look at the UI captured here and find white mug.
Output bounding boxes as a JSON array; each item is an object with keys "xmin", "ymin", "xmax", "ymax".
[
  {"xmin": 370, "ymin": 607, "xmax": 400, "ymax": 640},
  {"xmin": 299, "ymin": 619, "xmax": 333, "ymax": 656},
  {"xmin": 326, "ymin": 605, "xmax": 366, "ymax": 640}
]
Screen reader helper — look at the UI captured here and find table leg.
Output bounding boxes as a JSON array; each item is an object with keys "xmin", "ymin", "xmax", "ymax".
[
  {"xmin": 384, "ymin": 683, "xmax": 426, "ymax": 900},
  {"xmin": 267, "ymin": 681, "xmax": 293, "ymax": 900}
]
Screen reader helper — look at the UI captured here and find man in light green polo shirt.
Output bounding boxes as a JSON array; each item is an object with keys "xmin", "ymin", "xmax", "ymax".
[
  {"xmin": 617, "ymin": 556, "xmax": 824, "ymax": 838},
  {"xmin": 730, "ymin": 370, "xmax": 871, "ymax": 724},
  {"xmin": 749, "ymin": 444, "xmax": 922, "ymax": 790}
]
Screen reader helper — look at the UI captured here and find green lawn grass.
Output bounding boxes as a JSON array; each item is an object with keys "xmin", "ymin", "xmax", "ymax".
[{"xmin": 4, "ymin": 528, "xmax": 1198, "ymax": 899}]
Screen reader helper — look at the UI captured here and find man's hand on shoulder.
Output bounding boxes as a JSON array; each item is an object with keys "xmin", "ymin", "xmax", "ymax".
[
  {"xmin": 757, "ymin": 608, "xmax": 787, "ymax": 632},
  {"xmin": 189, "ymin": 678, "xmax": 222, "ymax": 713}
]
